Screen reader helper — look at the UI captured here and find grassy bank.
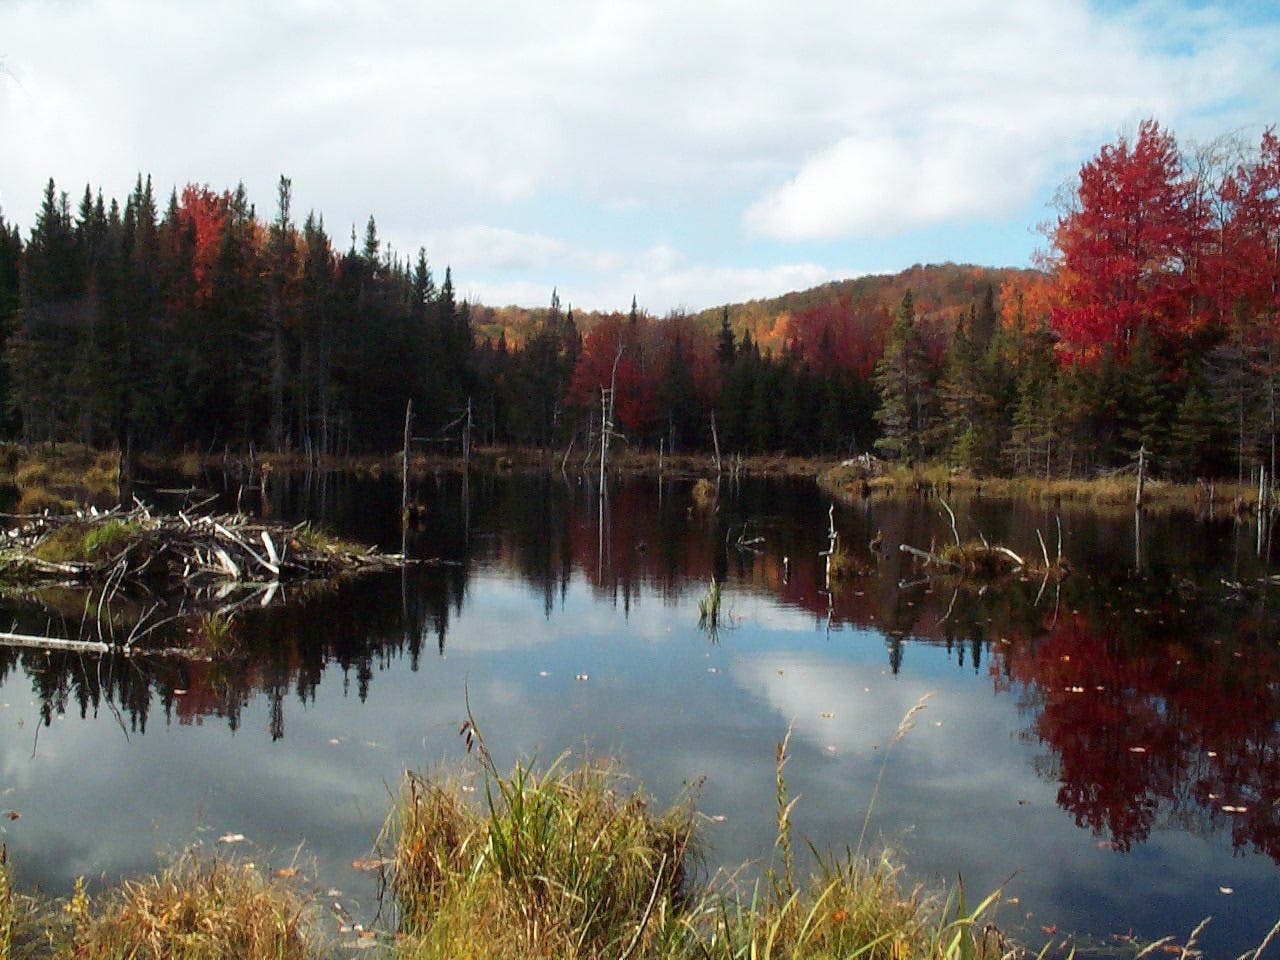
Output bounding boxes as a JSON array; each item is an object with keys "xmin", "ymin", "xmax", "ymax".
[{"xmin": 818, "ymin": 460, "xmax": 1264, "ymax": 515}]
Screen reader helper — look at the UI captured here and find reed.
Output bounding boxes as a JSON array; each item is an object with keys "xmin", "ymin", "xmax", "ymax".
[{"xmin": 698, "ymin": 577, "xmax": 722, "ymax": 631}]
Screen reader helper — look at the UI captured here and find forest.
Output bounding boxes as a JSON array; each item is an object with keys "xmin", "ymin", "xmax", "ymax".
[{"xmin": 0, "ymin": 118, "xmax": 1276, "ymax": 481}]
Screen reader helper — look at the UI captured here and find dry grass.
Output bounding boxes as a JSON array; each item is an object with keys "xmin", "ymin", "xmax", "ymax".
[
  {"xmin": 820, "ymin": 462, "xmax": 1260, "ymax": 515},
  {"xmin": 2, "ymin": 444, "xmax": 122, "ymax": 511},
  {"xmin": 62, "ymin": 853, "xmax": 315, "ymax": 960}
]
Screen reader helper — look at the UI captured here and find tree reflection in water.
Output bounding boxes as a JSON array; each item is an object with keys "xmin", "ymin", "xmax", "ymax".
[{"xmin": 2, "ymin": 472, "xmax": 1278, "ymax": 868}]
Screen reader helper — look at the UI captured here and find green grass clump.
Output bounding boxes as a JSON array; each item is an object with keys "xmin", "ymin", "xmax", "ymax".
[
  {"xmin": 385, "ymin": 756, "xmax": 697, "ymax": 960},
  {"xmin": 81, "ymin": 519, "xmax": 139, "ymax": 557},
  {"xmin": 27, "ymin": 520, "xmax": 143, "ymax": 565},
  {"xmin": 698, "ymin": 577, "xmax": 722, "ymax": 631},
  {"xmin": 290, "ymin": 523, "xmax": 365, "ymax": 557},
  {"xmin": 62, "ymin": 853, "xmax": 314, "ymax": 960}
]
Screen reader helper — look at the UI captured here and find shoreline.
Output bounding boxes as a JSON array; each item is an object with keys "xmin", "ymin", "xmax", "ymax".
[{"xmin": 0, "ymin": 440, "xmax": 1268, "ymax": 517}]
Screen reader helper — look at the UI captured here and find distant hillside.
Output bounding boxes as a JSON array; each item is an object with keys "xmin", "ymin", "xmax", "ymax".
[
  {"xmin": 690, "ymin": 262, "xmax": 1040, "ymax": 355},
  {"xmin": 469, "ymin": 262, "xmax": 1041, "ymax": 354}
]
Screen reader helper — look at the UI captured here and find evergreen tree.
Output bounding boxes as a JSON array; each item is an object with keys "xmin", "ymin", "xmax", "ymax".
[
  {"xmin": 716, "ymin": 306, "xmax": 735, "ymax": 369},
  {"xmin": 0, "ymin": 212, "xmax": 21, "ymax": 434},
  {"xmin": 873, "ymin": 290, "xmax": 932, "ymax": 461},
  {"xmin": 1004, "ymin": 321, "xmax": 1060, "ymax": 477},
  {"xmin": 1118, "ymin": 322, "xmax": 1172, "ymax": 459}
]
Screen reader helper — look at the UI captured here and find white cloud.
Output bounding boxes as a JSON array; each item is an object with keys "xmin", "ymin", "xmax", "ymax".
[{"xmin": 1, "ymin": 0, "xmax": 1277, "ymax": 310}]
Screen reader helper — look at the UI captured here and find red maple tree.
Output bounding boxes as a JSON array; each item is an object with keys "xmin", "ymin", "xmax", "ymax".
[{"xmin": 1047, "ymin": 120, "xmax": 1209, "ymax": 363}]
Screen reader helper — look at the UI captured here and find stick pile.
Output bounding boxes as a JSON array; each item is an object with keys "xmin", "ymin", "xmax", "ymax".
[{"xmin": 1, "ymin": 502, "xmax": 402, "ymax": 589}]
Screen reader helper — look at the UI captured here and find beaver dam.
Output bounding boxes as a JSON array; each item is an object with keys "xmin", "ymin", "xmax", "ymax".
[{"xmin": 0, "ymin": 502, "xmax": 407, "ymax": 655}]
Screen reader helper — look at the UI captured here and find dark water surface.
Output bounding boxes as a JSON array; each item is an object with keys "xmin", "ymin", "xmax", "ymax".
[{"xmin": 2, "ymin": 470, "xmax": 1278, "ymax": 956}]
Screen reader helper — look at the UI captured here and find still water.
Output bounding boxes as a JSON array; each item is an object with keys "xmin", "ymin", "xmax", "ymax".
[{"xmin": 1, "ymin": 470, "xmax": 1278, "ymax": 956}]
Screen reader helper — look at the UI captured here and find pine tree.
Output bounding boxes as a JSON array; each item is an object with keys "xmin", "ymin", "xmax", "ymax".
[{"xmin": 873, "ymin": 290, "xmax": 932, "ymax": 461}]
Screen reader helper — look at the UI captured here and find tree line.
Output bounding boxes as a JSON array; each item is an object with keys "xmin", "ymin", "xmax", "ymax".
[{"xmin": 0, "ymin": 118, "xmax": 1275, "ymax": 480}]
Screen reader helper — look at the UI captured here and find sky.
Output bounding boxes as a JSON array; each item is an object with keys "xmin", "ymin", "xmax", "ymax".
[{"xmin": 1, "ymin": 0, "xmax": 1278, "ymax": 316}]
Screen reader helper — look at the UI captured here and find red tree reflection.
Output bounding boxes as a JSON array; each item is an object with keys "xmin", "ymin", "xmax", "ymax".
[{"xmin": 994, "ymin": 610, "xmax": 1280, "ymax": 859}]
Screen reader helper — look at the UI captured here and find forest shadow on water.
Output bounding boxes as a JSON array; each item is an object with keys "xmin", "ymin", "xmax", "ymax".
[{"xmin": 0, "ymin": 469, "xmax": 1278, "ymax": 957}]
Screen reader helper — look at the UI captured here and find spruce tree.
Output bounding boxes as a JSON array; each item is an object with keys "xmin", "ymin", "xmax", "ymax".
[{"xmin": 873, "ymin": 290, "xmax": 931, "ymax": 461}]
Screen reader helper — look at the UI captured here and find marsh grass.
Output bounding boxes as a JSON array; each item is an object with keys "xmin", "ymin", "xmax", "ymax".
[
  {"xmin": 698, "ymin": 577, "xmax": 722, "ymax": 632},
  {"xmin": 59, "ymin": 853, "xmax": 315, "ymax": 960},
  {"xmin": 383, "ymin": 697, "xmax": 1016, "ymax": 960},
  {"xmin": 822, "ymin": 462, "xmax": 1261, "ymax": 516},
  {"xmin": 384, "ymin": 755, "xmax": 697, "ymax": 960},
  {"xmin": 4, "ymin": 445, "xmax": 121, "ymax": 511}
]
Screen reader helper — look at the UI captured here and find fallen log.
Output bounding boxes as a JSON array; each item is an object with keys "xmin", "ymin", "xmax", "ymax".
[{"xmin": 0, "ymin": 630, "xmax": 112, "ymax": 655}]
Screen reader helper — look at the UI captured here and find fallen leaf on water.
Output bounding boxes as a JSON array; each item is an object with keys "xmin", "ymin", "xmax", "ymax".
[
  {"xmin": 275, "ymin": 867, "xmax": 300, "ymax": 878},
  {"xmin": 5, "ymin": 810, "xmax": 18, "ymax": 821},
  {"xmin": 351, "ymin": 858, "xmax": 393, "ymax": 872},
  {"xmin": 218, "ymin": 833, "xmax": 247, "ymax": 844},
  {"xmin": 1041, "ymin": 925, "xmax": 1057, "ymax": 935},
  {"xmin": 820, "ymin": 711, "xmax": 834, "ymax": 719}
]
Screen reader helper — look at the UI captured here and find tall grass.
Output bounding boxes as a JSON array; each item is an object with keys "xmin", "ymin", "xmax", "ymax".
[
  {"xmin": 58, "ymin": 852, "xmax": 315, "ymax": 960},
  {"xmin": 384, "ymin": 755, "xmax": 697, "ymax": 960},
  {"xmin": 382, "ymin": 696, "xmax": 1013, "ymax": 960}
]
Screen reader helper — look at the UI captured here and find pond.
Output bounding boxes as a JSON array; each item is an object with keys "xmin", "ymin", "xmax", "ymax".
[{"xmin": 1, "ymin": 469, "xmax": 1278, "ymax": 957}]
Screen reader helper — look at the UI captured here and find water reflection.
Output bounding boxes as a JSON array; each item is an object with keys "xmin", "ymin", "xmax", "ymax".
[{"xmin": 2, "ymin": 472, "xmax": 1278, "ymax": 953}]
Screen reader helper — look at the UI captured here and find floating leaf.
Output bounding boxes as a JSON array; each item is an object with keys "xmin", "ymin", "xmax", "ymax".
[
  {"xmin": 820, "ymin": 711, "xmax": 834, "ymax": 719},
  {"xmin": 351, "ymin": 857, "xmax": 393, "ymax": 872},
  {"xmin": 275, "ymin": 867, "xmax": 300, "ymax": 878},
  {"xmin": 5, "ymin": 810, "xmax": 18, "ymax": 821}
]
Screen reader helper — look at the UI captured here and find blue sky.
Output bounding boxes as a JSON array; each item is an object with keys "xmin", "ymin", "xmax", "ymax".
[{"xmin": 1, "ymin": 0, "xmax": 1278, "ymax": 314}]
